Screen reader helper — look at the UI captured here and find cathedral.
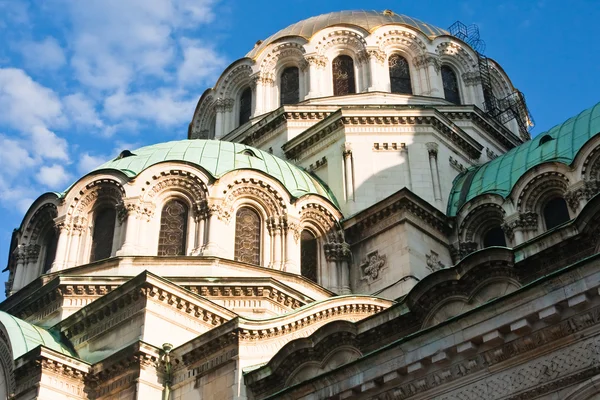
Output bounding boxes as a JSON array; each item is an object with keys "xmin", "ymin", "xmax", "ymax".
[{"xmin": 2, "ymin": 9, "xmax": 600, "ymax": 400}]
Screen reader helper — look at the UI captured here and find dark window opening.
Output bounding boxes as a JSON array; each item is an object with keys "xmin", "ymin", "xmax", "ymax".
[
  {"xmin": 538, "ymin": 135, "xmax": 554, "ymax": 146},
  {"xmin": 483, "ymin": 226, "xmax": 507, "ymax": 247},
  {"xmin": 300, "ymin": 230, "xmax": 318, "ymax": 283},
  {"xmin": 91, "ymin": 207, "xmax": 116, "ymax": 262},
  {"xmin": 158, "ymin": 199, "xmax": 188, "ymax": 256},
  {"xmin": 332, "ymin": 55, "xmax": 356, "ymax": 96},
  {"xmin": 42, "ymin": 229, "xmax": 58, "ymax": 273},
  {"xmin": 234, "ymin": 207, "xmax": 261, "ymax": 265},
  {"xmin": 239, "ymin": 87, "xmax": 252, "ymax": 126},
  {"xmin": 543, "ymin": 197, "xmax": 570, "ymax": 230},
  {"xmin": 389, "ymin": 54, "xmax": 412, "ymax": 94},
  {"xmin": 441, "ymin": 65, "xmax": 461, "ymax": 105},
  {"xmin": 280, "ymin": 66, "xmax": 300, "ymax": 105}
]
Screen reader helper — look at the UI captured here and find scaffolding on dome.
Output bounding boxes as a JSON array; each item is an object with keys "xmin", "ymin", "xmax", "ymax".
[{"xmin": 448, "ymin": 21, "xmax": 534, "ymax": 141}]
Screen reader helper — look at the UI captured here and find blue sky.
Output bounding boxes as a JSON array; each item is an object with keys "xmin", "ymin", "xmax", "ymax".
[{"xmin": 0, "ymin": 0, "xmax": 598, "ymax": 297}]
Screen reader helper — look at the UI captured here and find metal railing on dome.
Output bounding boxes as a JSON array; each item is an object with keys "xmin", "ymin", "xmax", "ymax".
[{"xmin": 448, "ymin": 21, "xmax": 534, "ymax": 141}]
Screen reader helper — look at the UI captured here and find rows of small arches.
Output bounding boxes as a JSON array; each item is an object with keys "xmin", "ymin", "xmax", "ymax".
[
  {"xmin": 235, "ymin": 54, "xmax": 462, "ymax": 127},
  {"xmin": 455, "ymin": 137, "xmax": 600, "ymax": 258},
  {"xmin": 10, "ymin": 196, "xmax": 333, "ymax": 295}
]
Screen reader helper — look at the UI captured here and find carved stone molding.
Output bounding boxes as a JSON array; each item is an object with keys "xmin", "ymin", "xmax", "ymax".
[
  {"xmin": 360, "ymin": 251, "xmax": 387, "ymax": 282},
  {"xmin": 426, "ymin": 142, "xmax": 439, "ymax": 159},
  {"xmin": 449, "ymin": 156, "xmax": 467, "ymax": 173},
  {"xmin": 565, "ymin": 179, "xmax": 599, "ymax": 212},
  {"xmin": 426, "ymin": 250, "xmax": 445, "ymax": 272}
]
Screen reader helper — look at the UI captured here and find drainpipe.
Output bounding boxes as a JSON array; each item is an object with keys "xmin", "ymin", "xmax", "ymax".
[{"xmin": 162, "ymin": 343, "xmax": 173, "ymax": 400}]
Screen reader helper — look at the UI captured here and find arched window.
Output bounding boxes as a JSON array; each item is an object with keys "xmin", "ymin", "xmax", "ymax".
[
  {"xmin": 543, "ymin": 197, "xmax": 570, "ymax": 230},
  {"xmin": 389, "ymin": 54, "xmax": 412, "ymax": 94},
  {"xmin": 239, "ymin": 87, "xmax": 252, "ymax": 126},
  {"xmin": 280, "ymin": 66, "xmax": 300, "ymax": 105},
  {"xmin": 42, "ymin": 228, "xmax": 58, "ymax": 273},
  {"xmin": 441, "ymin": 65, "xmax": 461, "ymax": 104},
  {"xmin": 300, "ymin": 230, "xmax": 318, "ymax": 283},
  {"xmin": 332, "ymin": 55, "xmax": 356, "ymax": 96},
  {"xmin": 483, "ymin": 226, "xmax": 507, "ymax": 248},
  {"xmin": 234, "ymin": 207, "xmax": 261, "ymax": 265},
  {"xmin": 90, "ymin": 207, "xmax": 116, "ymax": 262},
  {"xmin": 158, "ymin": 199, "xmax": 189, "ymax": 256}
]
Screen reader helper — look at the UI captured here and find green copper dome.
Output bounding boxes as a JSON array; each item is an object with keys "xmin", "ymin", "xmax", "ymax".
[
  {"xmin": 247, "ymin": 10, "xmax": 448, "ymax": 59},
  {"xmin": 0, "ymin": 311, "xmax": 76, "ymax": 360},
  {"xmin": 448, "ymin": 101, "xmax": 600, "ymax": 216},
  {"xmin": 95, "ymin": 140, "xmax": 337, "ymax": 205}
]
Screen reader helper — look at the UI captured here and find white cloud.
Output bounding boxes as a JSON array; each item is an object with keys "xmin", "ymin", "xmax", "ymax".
[
  {"xmin": 30, "ymin": 126, "xmax": 69, "ymax": 161},
  {"xmin": 19, "ymin": 37, "xmax": 66, "ymax": 70},
  {"xmin": 35, "ymin": 164, "xmax": 72, "ymax": 188},
  {"xmin": 178, "ymin": 39, "xmax": 226, "ymax": 85},
  {"xmin": 64, "ymin": 0, "xmax": 221, "ymax": 90},
  {"xmin": 78, "ymin": 152, "xmax": 107, "ymax": 174},
  {"xmin": 0, "ymin": 135, "xmax": 36, "ymax": 176},
  {"xmin": 0, "ymin": 68, "xmax": 65, "ymax": 130},
  {"xmin": 63, "ymin": 93, "xmax": 103, "ymax": 128},
  {"xmin": 103, "ymin": 89, "xmax": 195, "ymax": 126}
]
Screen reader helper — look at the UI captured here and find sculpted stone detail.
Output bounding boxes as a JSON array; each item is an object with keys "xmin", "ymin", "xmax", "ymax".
[
  {"xmin": 460, "ymin": 203, "xmax": 505, "ymax": 243},
  {"xmin": 413, "ymin": 54, "xmax": 440, "ymax": 71},
  {"xmin": 376, "ymin": 29, "xmax": 427, "ymax": 54},
  {"xmin": 324, "ymin": 240, "xmax": 351, "ymax": 262},
  {"xmin": 314, "ymin": 30, "xmax": 367, "ymax": 56},
  {"xmin": 462, "ymin": 71, "xmax": 481, "ymax": 86},
  {"xmin": 360, "ymin": 250, "xmax": 387, "ymax": 282},
  {"xmin": 24, "ymin": 203, "xmax": 57, "ymax": 243},
  {"xmin": 436, "ymin": 41, "xmax": 478, "ymax": 70},
  {"xmin": 426, "ymin": 250, "xmax": 445, "ymax": 272},
  {"xmin": 222, "ymin": 179, "xmax": 287, "ymax": 221},
  {"xmin": 565, "ymin": 180, "xmax": 599, "ymax": 211},
  {"xmin": 426, "ymin": 142, "xmax": 438, "ymax": 158},
  {"xmin": 518, "ymin": 171, "xmax": 569, "ymax": 212},
  {"xmin": 70, "ymin": 179, "xmax": 125, "ymax": 218},
  {"xmin": 486, "ymin": 147, "xmax": 498, "ymax": 160},
  {"xmin": 449, "ymin": 156, "xmax": 467, "ymax": 173},
  {"xmin": 305, "ymin": 54, "xmax": 327, "ymax": 68}
]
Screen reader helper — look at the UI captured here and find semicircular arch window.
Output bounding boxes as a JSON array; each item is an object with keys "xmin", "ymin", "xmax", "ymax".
[
  {"xmin": 332, "ymin": 55, "xmax": 356, "ymax": 96},
  {"xmin": 543, "ymin": 197, "xmax": 570, "ymax": 230},
  {"xmin": 158, "ymin": 199, "xmax": 189, "ymax": 256},
  {"xmin": 280, "ymin": 66, "xmax": 300, "ymax": 105},
  {"xmin": 301, "ymin": 230, "xmax": 318, "ymax": 283},
  {"xmin": 91, "ymin": 207, "xmax": 116, "ymax": 262},
  {"xmin": 239, "ymin": 87, "xmax": 252, "ymax": 126},
  {"xmin": 389, "ymin": 54, "xmax": 412, "ymax": 95},
  {"xmin": 42, "ymin": 228, "xmax": 58, "ymax": 273},
  {"xmin": 441, "ymin": 65, "xmax": 461, "ymax": 104},
  {"xmin": 234, "ymin": 207, "xmax": 261, "ymax": 265},
  {"xmin": 483, "ymin": 226, "xmax": 506, "ymax": 248}
]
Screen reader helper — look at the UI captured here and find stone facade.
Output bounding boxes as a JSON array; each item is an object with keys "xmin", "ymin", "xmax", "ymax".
[{"xmin": 1, "ymin": 9, "xmax": 600, "ymax": 400}]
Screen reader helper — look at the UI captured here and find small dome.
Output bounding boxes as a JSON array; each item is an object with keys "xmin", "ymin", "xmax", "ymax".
[
  {"xmin": 448, "ymin": 101, "xmax": 600, "ymax": 216},
  {"xmin": 247, "ymin": 10, "xmax": 448, "ymax": 59},
  {"xmin": 95, "ymin": 140, "xmax": 337, "ymax": 205}
]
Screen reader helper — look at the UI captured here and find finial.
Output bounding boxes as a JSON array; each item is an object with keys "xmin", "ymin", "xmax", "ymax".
[{"xmin": 383, "ymin": 9, "xmax": 394, "ymax": 16}]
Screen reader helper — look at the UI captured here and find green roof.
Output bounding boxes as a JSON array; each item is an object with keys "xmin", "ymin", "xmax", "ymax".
[
  {"xmin": 247, "ymin": 10, "xmax": 448, "ymax": 59},
  {"xmin": 0, "ymin": 311, "xmax": 76, "ymax": 360},
  {"xmin": 448, "ymin": 101, "xmax": 600, "ymax": 216},
  {"xmin": 95, "ymin": 140, "xmax": 338, "ymax": 205}
]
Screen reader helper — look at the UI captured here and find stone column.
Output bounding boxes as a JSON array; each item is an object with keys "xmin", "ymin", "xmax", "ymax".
[
  {"xmin": 203, "ymin": 202, "xmax": 227, "ymax": 258},
  {"xmin": 305, "ymin": 55, "xmax": 326, "ymax": 99},
  {"xmin": 191, "ymin": 200, "xmax": 208, "ymax": 255},
  {"xmin": 116, "ymin": 201, "xmax": 140, "ymax": 257},
  {"xmin": 51, "ymin": 219, "xmax": 70, "ymax": 272},
  {"xmin": 426, "ymin": 142, "xmax": 442, "ymax": 202},
  {"xmin": 425, "ymin": 54, "xmax": 442, "ymax": 98},
  {"xmin": 284, "ymin": 220, "xmax": 301, "ymax": 274},
  {"xmin": 268, "ymin": 217, "xmax": 283, "ymax": 270},
  {"xmin": 413, "ymin": 55, "xmax": 430, "ymax": 96},
  {"xmin": 11, "ymin": 246, "xmax": 27, "ymax": 293},
  {"xmin": 66, "ymin": 218, "xmax": 87, "ymax": 268},
  {"xmin": 22, "ymin": 245, "xmax": 41, "ymax": 288},
  {"xmin": 251, "ymin": 74, "xmax": 264, "ymax": 116},
  {"xmin": 367, "ymin": 49, "xmax": 385, "ymax": 92},
  {"xmin": 214, "ymin": 103, "xmax": 225, "ymax": 140},
  {"xmin": 400, "ymin": 143, "xmax": 412, "ymax": 191},
  {"xmin": 343, "ymin": 142, "xmax": 355, "ymax": 202}
]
